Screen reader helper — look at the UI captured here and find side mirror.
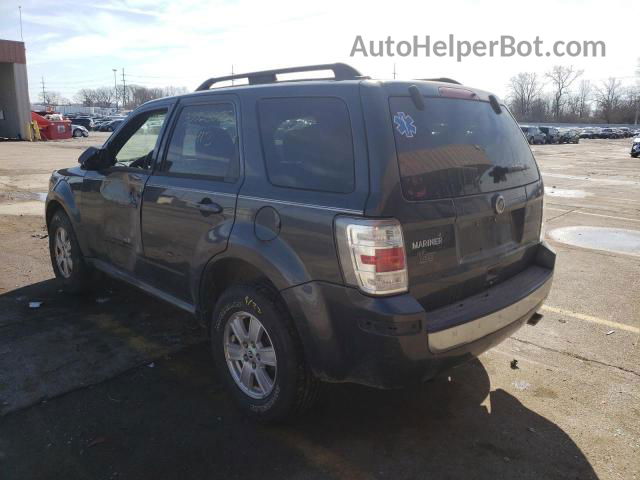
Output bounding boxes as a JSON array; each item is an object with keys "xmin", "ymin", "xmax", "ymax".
[{"xmin": 78, "ymin": 147, "xmax": 111, "ymax": 170}]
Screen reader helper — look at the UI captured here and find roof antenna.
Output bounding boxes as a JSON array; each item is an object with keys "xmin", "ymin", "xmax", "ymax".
[{"xmin": 408, "ymin": 85, "xmax": 425, "ymax": 111}]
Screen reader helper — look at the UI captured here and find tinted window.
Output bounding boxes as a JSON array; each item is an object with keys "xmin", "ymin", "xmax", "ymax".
[
  {"xmin": 258, "ymin": 97, "xmax": 354, "ymax": 193},
  {"xmin": 164, "ymin": 103, "xmax": 239, "ymax": 181},
  {"xmin": 390, "ymin": 96, "xmax": 539, "ymax": 201}
]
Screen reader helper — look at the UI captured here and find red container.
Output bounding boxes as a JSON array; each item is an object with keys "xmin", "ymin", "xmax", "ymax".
[
  {"xmin": 43, "ymin": 121, "xmax": 72, "ymax": 140},
  {"xmin": 31, "ymin": 112, "xmax": 72, "ymax": 140}
]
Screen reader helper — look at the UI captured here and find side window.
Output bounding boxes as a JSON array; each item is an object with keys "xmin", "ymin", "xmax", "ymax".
[
  {"xmin": 258, "ymin": 97, "xmax": 355, "ymax": 193},
  {"xmin": 114, "ymin": 110, "xmax": 167, "ymax": 169},
  {"xmin": 163, "ymin": 103, "xmax": 239, "ymax": 181}
]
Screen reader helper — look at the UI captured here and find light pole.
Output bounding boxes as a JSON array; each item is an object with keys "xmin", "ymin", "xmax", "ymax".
[
  {"xmin": 18, "ymin": 6, "xmax": 23, "ymax": 42},
  {"xmin": 112, "ymin": 69, "xmax": 118, "ymax": 112}
]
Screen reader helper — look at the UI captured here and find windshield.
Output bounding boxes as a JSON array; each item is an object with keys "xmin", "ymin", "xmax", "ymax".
[{"xmin": 390, "ymin": 96, "xmax": 539, "ymax": 201}]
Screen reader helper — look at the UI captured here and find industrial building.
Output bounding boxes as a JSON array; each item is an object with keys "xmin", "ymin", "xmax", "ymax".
[{"xmin": 0, "ymin": 39, "xmax": 30, "ymax": 139}]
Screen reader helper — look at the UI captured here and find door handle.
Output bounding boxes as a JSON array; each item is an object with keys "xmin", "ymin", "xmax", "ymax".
[{"xmin": 188, "ymin": 198, "xmax": 223, "ymax": 214}]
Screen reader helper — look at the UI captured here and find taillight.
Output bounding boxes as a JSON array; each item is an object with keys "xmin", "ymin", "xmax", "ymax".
[{"xmin": 335, "ymin": 217, "xmax": 408, "ymax": 295}]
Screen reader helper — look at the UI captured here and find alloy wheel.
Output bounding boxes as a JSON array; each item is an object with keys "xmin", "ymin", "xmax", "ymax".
[
  {"xmin": 224, "ymin": 311, "xmax": 277, "ymax": 399},
  {"xmin": 54, "ymin": 226, "xmax": 73, "ymax": 278}
]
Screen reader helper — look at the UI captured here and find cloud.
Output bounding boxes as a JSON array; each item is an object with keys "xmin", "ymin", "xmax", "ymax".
[{"xmin": 0, "ymin": 0, "xmax": 634, "ymax": 100}]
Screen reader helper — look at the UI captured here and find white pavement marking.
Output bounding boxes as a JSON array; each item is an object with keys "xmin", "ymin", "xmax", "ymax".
[
  {"xmin": 545, "ymin": 207, "xmax": 640, "ymax": 224},
  {"xmin": 541, "ymin": 305, "xmax": 640, "ymax": 334},
  {"xmin": 541, "ymin": 172, "xmax": 640, "ymax": 186}
]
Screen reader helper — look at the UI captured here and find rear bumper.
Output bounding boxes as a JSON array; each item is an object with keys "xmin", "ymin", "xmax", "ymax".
[{"xmin": 282, "ymin": 243, "xmax": 555, "ymax": 389}]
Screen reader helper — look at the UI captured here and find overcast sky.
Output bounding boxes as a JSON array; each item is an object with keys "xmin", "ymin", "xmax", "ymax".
[{"xmin": 0, "ymin": 0, "xmax": 637, "ymax": 102}]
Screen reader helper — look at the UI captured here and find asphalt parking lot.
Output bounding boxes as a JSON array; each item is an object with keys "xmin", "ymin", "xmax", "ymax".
[{"xmin": 0, "ymin": 134, "xmax": 638, "ymax": 480}]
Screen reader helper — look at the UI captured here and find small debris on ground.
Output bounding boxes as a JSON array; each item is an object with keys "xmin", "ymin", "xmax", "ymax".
[
  {"xmin": 28, "ymin": 301, "xmax": 43, "ymax": 309},
  {"xmin": 147, "ymin": 362, "xmax": 155, "ymax": 368},
  {"xmin": 87, "ymin": 436, "xmax": 107, "ymax": 448},
  {"xmin": 95, "ymin": 297, "xmax": 110, "ymax": 304},
  {"xmin": 558, "ymin": 318, "xmax": 567, "ymax": 323},
  {"xmin": 606, "ymin": 330, "xmax": 615, "ymax": 335},
  {"xmin": 510, "ymin": 359, "xmax": 519, "ymax": 369},
  {"xmin": 31, "ymin": 233, "xmax": 48, "ymax": 239}
]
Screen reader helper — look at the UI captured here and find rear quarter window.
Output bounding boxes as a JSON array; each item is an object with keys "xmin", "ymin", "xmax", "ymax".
[{"xmin": 258, "ymin": 97, "xmax": 355, "ymax": 193}]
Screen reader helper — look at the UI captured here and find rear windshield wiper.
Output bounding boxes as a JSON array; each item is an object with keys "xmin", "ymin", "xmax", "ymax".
[{"xmin": 488, "ymin": 164, "xmax": 528, "ymax": 183}]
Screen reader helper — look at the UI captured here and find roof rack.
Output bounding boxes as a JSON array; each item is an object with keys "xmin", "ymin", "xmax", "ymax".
[
  {"xmin": 195, "ymin": 63, "xmax": 364, "ymax": 91},
  {"xmin": 417, "ymin": 77, "xmax": 462, "ymax": 85}
]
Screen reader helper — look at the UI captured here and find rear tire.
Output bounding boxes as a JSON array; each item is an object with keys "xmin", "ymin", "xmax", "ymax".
[
  {"xmin": 210, "ymin": 284, "xmax": 320, "ymax": 423},
  {"xmin": 73, "ymin": 129, "xmax": 83, "ymax": 138},
  {"xmin": 48, "ymin": 210, "xmax": 92, "ymax": 293}
]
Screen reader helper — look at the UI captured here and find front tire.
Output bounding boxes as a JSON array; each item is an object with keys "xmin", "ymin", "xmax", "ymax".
[
  {"xmin": 73, "ymin": 129, "xmax": 83, "ymax": 138},
  {"xmin": 210, "ymin": 284, "xmax": 319, "ymax": 422},
  {"xmin": 48, "ymin": 210, "xmax": 92, "ymax": 293}
]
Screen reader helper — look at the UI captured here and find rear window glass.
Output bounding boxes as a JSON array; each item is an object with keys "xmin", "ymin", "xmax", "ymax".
[
  {"xmin": 258, "ymin": 97, "xmax": 354, "ymax": 193},
  {"xmin": 390, "ymin": 97, "xmax": 539, "ymax": 201}
]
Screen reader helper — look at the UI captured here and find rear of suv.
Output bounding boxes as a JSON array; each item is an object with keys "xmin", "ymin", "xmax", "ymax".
[{"xmin": 46, "ymin": 63, "xmax": 554, "ymax": 422}]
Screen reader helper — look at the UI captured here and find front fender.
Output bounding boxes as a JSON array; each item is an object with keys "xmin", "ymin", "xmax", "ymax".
[{"xmin": 46, "ymin": 175, "xmax": 87, "ymax": 254}]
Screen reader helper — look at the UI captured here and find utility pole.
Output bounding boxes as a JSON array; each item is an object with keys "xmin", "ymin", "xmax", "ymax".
[
  {"xmin": 18, "ymin": 6, "xmax": 23, "ymax": 42},
  {"xmin": 112, "ymin": 69, "xmax": 118, "ymax": 111},
  {"xmin": 41, "ymin": 77, "xmax": 46, "ymax": 107},
  {"xmin": 121, "ymin": 68, "xmax": 126, "ymax": 109},
  {"xmin": 393, "ymin": 63, "xmax": 396, "ymax": 80},
  {"xmin": 231, "ymin": 64, "xmax": 234, "ymax": 86}
]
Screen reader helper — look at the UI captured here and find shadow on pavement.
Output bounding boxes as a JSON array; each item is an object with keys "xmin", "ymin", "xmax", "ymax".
[
  {"xmin": 0, "ymin": 278, "xmax": 204, "ymax": 415},
  {"xmin": 0, "ymin": 342, "xmax": 599, "ymax": 480}
]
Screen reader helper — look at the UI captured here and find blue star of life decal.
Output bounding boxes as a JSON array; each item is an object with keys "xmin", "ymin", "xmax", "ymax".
[{"xmin": 393, "ymin": 112, "xmax": 417, "ymax": 138}]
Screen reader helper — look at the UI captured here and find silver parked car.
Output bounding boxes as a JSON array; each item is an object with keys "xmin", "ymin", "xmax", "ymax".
[{"xmin": 71, "ymin": 124, "xmax": 89, "ymax": 138}]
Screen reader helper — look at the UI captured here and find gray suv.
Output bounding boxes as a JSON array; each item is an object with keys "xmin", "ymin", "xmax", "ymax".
[
  {"xmin": 46, "ymin": 63, "xmax": 555, "ymax": 421},
  {"xmin": 520, "ymin": 126, "xmax": 546, "ymax": 144}
]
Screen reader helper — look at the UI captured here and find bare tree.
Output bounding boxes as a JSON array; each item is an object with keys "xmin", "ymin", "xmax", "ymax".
[
  {"xmin": 565, "ymin": 94, "xmax": 581, "ymax": 120},
  {"xmin": 545, "ymin": 65, "xmax": 583, "ymax": 120},
  {"xmin": 162, "ymin": 86, "xmax": 188, "ymax": 97},
  {"xmin": 75, "ymin": 88, "xmax": 97, "ymax": 107},
  {"xmin": 530, "ymin": 94, "xmax": 551, "ymax": 122},
  {"xmin": 626, "ymin": 85, "xmax": 640, "ymax": 126},
  {"xmin": 92, "ymin": 87, "xmax": 114, "ymax": 107},
  {"xmin": 576, "ymin": 80, "xmax": 591, "ymax": 119},
  {"xmin": 39, "ymin": 90, "xmax": 61, "ymax": 106},
  {"xmin": 594, "ymin": 78, "xmax": 623, "ymax": 123},
  {"xmin": 507, "ymin": 73, "xmax": 544, "ymax": 121},
  {"xmin": 75, "ymin": 84, "xmax": 188, "ymax": 110},
  {"xmin": 635, "ymin": 58, "xmax": 640, "ymax": 124}
]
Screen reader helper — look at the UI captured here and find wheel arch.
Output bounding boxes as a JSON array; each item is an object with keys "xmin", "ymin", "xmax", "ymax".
[
  {"xmin": 46, "ymin": 181, "xmax": 87, "ymax": 254},
  {"xmin": 197, "ymin": 255, "xmax": 286, "ymax": 332}
]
